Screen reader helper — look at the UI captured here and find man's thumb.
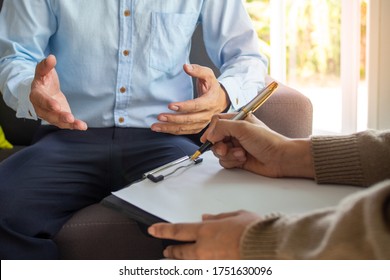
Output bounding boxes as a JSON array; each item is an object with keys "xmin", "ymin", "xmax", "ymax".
[{"xmin": 35, "ymin": 55, "xmax": 57, "ymax": 78}]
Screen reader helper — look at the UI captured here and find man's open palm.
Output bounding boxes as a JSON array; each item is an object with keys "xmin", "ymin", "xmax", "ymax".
[{"xmin": 30, "ymin": 55, "xmax": 87, "ymax": 130}]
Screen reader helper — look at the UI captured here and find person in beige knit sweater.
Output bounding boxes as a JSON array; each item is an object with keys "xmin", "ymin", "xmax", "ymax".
[{"xmin": 148, "ymin": 113, "xmax": 390, "ymax": 259}]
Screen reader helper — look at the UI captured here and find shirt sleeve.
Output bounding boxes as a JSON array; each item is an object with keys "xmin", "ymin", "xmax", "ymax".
[
  {"xmin": 200, "ymin": 0, "xmax": 268, "ymax": 110},
  {"xmin": 240, "ymin": 180, "xmax": 390, "ymax": 259},
  {"xmin": 0, "ymin": 0, "xmax": 56, "ymax": 119}
]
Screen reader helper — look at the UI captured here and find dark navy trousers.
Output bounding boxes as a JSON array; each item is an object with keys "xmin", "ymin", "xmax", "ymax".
[{"xmin": 0, "ymin": 126, "xmax": 199, "ymax": 259}]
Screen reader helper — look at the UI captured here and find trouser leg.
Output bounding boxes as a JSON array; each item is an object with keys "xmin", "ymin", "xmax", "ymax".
[
  {"xmin": 110, "ymin": 127, "xmax": 199, "ymax": 189},
  {"xmin": 0, "ymin": 126, "xmax": 198, "ymax": 259},
  {"xmin": 0, "ymin": 127, "xmax": 115, "ymax": 259}
]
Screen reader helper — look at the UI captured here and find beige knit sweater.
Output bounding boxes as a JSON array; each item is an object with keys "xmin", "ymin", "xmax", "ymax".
[{"xmin": 240, "ymin": 130, "xmax": 390, "ymax": 259}]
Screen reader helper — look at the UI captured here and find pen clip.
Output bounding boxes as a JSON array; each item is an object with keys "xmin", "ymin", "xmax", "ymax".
[{"xmin": 143, "ymin": 156, "xmax": 203, "ymax": 183}]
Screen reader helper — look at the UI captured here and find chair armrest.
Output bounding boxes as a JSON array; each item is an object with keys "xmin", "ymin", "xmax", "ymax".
[{"xmin": 254, "ymin": 77, "xmax": 313, "ymax": 138}]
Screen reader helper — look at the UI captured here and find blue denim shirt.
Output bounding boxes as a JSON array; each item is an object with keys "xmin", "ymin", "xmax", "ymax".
[{"xmin": 0, "ymin": 0, "xmax": 267, "ymax": 128}]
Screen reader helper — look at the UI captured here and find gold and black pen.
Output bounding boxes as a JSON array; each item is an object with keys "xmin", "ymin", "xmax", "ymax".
[{"xmin": 189, "ymin": 81, "xmax": 279, "ymax": 161}]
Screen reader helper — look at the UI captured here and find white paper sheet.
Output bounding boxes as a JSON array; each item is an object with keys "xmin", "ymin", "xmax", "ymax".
[{"xmin": 112, "ymin": 151, "xmax": 362, "ymax": 223}]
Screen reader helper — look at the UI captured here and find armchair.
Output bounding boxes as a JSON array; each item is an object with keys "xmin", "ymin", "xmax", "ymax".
[{"xmin": 0, "ymin": 6, "xmax": 312, "ymax": 258}]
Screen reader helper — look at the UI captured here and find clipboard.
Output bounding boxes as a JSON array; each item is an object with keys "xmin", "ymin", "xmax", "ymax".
[
  {"xmin": 103, "ymin": 155, "xmax": 204, "ymax": 224},
  {"xmin": 102, "ymin": 151, "xmax": 362, "ymax": 225}
]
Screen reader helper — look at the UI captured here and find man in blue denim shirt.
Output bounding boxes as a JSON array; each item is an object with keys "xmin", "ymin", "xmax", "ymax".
[{"xmin": 0, "ymin": 0, "xmax": 267, "ymax": 259}]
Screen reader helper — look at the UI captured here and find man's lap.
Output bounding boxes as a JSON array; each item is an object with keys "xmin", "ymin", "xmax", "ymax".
[{"xmin": 0, "ymin": 125, "xmax": 198, "ymax": 233}]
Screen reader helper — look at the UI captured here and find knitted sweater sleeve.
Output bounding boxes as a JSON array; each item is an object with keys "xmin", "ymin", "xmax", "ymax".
[
  {"xmin": 240, "ymin": 180, "xmax": 390, "ymax": 259},
  {"xmin": 240, "ymin": 130, "xmax": 390, "ymax": 259},
  {"xmin": 312, "ymin": 130, "xmax": 390, "ymax": 187}
]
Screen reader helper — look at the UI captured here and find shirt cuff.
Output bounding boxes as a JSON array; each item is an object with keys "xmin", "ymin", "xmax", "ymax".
[
  {"xmin": 15, "ymin": 77, "xmax": 38, "ymax": 120},
  {"xmin": 219, "ymin": 77, "xmax": 260, "ymax": 111}
]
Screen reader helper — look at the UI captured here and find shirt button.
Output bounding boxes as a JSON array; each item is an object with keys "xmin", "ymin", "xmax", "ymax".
[
  {"xmin": 124, "ymin": 10, "xmax": 131, "ymax": 17},
  {"xmin": 119, "ymin": 117, "xmax": 125, "ymax": 123},
  {"xmin": 120, "ymin": 87, "xmax": 126, "ymax": 93},
  {"xmin": 123, "ymin": 50, "xmax": 130, "ymax": 56}
]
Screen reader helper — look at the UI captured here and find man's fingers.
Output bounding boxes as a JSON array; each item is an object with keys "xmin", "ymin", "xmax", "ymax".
[
  {"xmin": 35, "ymin": 55, "xmax": 57, "ymax": 79},
  {"xmin": 151, "ymin": 120, "xmax": 208, "ymax": 135},
  {"xmin": 178, "ymin": 63, "xmax": 222, "ymax": 112},
  {"xmin": 32, "ymin": 93, "xmax": 87, "ymax": 130},
  {"xmin": 72, "ymin": 120, "xmax": 88, "ymax": 130},
  {"xmin": 169, "ymin": 96, "xmax": 212, "ymax": 113},
  {"xmin": 38, "ymin": 110, "xmax": 72, "ymax": 125},
  {"xmin": 183, "ymin": 63, "xmax": 214, "ymax": 81},
  {"xmin": 148, "ymin": 223, "xmax": 200, "ymax": 241},
  {"xmin": 157, "ymin": 111, "xmax": 210, "ymax": 125},
  {"xmin": 37, "ymin": 109, "xmax": 87, "ymax": 130}
]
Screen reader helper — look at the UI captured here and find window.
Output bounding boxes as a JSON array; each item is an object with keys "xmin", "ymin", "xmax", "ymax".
[{"xmin": 245, "ymin": 0, "xmax": 368, "ymax": 134}]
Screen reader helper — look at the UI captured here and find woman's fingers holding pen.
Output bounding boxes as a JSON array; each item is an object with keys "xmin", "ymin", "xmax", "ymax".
[
  {"xmin": 200, "ymin": 113, "xmax": 236, "ymax": 144},
  {"xmin": 201, "ymin": 113, "xmax": 264, "ymax": 144},
  {"xmin": 202, "ymin": 113, "xmax": 290, "ymax": 177},
  {"xmin": 212, "ymin": 143, "xmax": 247, "ymax": 169}
]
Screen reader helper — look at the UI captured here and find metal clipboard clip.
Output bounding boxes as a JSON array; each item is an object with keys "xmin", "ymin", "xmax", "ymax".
[{"xmin": 143, "ymin": 156, "xmax": 203, "ymax": 183}]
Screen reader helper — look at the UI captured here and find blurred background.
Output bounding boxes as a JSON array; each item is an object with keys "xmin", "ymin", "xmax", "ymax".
[{"xmin": 243, "ymin": 0, "xmax": 389, "ymax": 135}]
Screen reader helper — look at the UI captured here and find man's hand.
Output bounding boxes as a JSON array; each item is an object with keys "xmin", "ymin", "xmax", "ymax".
[
  {"xmin": 30, "ymin": 55, "xmax": 87, "ymax": 130},
  {"xmin": 151, "ymin": 64, "xmax": 230, "ymax": 135},
  {"xmin": 148, "ymin": 210, "xmax": 261, "ymax": 260}
]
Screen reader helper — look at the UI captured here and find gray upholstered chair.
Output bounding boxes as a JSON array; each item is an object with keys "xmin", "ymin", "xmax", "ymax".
[{"xmin": 0, "ymin": 0, "xmax": 312, "ymax": 259}]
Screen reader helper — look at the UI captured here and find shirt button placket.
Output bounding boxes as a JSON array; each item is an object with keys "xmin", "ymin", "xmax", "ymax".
[{"xmin": 115, "ymin": 2, "xmax": 133, "ymax": 127}]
